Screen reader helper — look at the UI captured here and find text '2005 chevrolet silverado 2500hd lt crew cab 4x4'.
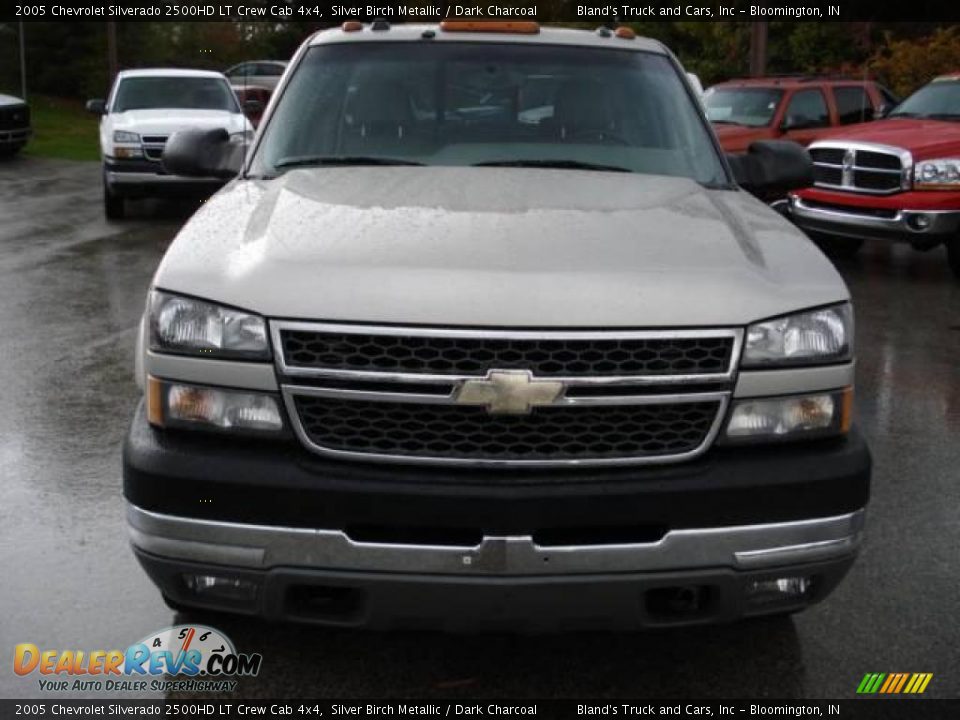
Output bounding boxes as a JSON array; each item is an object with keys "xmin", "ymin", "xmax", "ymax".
[
  {"xmin": 124, "ymin": 21, "xmax": 870, "ymax": 631},
  {"xmin": 790, "ymin": 73, "xmax": 960, "ymax": 278}
]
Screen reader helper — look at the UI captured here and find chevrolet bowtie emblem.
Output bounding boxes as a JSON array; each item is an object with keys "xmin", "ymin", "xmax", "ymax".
[{"xmin": 455, "ymin": 370, "xmax": 565, "ymax": 415}]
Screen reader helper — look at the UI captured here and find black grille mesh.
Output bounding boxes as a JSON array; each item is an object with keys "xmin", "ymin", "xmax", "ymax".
[
  {"xmin": 810, "ymin": 148, "xmax": 845, "ymax": 165},
  {"xmin": 0, "ymin": 104, "xmax": 29, "ymax": 131},
  {"xmin": 281, "ymin": 331, "xmax": 733, "ymax": 377},
  {"xmin": 813, "ymin": 166, "xmax": 842, "ymax": 186},
  {"xmin": 294, "ymin": 397, "xmax": 720, "ymax": 461}
]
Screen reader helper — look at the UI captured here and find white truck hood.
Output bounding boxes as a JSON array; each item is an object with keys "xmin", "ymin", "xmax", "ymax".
[
  {"xmin": 110, "ymin": 108, "xmax": 247, "ymax": 135},
  {"xmin": 153, "ymin": 167, "xmax": 848, "ymax": 327},
  {"xmin": 0, "ymin": 94, "xmax": 27, "ymax": 107}
]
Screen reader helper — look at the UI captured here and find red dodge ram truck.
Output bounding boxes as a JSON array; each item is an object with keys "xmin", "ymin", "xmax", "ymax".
[{"xmin": 789, "ymin": 73, "xmax": 960, "ymax": 278}]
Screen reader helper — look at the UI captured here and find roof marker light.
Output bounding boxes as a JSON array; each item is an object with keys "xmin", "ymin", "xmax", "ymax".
[
  {"xmin": 342, "ymin": 21, "xmax": 363, "ymax": 32},
  {"xmin": 615, "ymin": 26, "xmax": 636, "ymax": 39},
  {"xmin": 439, "ymin": 21, "xmax": 540, "ymax": 34}
]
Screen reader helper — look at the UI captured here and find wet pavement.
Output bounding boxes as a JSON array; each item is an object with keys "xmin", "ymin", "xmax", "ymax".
[{"xmin": 1, "ymin": 157, "xmax": 958, "ymax": 700}]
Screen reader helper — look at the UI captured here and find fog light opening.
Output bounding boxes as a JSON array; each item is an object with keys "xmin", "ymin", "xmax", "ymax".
[
  {"xmin": 745, "ymin": 575, "xmax": 815, "ymax": 607},
  {"xmin": 906, "ymin": 214, "xmax": 931, "ymax": 232},
  {"xmin": 182, "ymin": 573, "xmax": 259, "ymax": 602},
  {"xmin": 646, "ymin": 585, "xmax": 714, "ymax": 620}
]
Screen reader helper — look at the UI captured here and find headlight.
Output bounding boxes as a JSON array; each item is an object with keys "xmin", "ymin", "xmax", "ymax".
[
  {"xmin": 723, "ymin": 389, "xmax": 852, "ymax": 443},
  {"xmin": 742, "ymin": 304, "xmax": 852, "ymax": 368},
  {"xmin": 113, "ymin": 130, "xmax": 140, "ymax": 143},
  {"xmin": 147, "ymin": 377, "xmax": 284, "ymax": 434},
  {"xmin": 914, "ymin": 158, "xmax": 960, "ymax": 189},
  {"xmin": 149, "ymin": 291, "xmax": 270, "ymax": 360}
]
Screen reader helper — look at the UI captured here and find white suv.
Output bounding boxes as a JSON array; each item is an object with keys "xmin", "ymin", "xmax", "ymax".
[{"xmin": 87, "ymin": 68, "xmax": 252, "ymax": 218}]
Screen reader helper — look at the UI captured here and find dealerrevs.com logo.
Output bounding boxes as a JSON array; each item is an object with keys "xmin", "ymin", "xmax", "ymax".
[{"xmin": 13, "ymin": 625, "xmax": 262, "ymax": 693}]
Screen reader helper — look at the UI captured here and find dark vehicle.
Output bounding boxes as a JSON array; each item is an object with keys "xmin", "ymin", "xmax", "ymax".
[{"xmin": 0, "ymin": 93, "xmax": 31, "ymax": 156}]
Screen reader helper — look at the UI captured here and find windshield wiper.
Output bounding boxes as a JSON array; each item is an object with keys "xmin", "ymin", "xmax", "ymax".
[
  {"xmin": 273, "ymin": 155, "xmax": 426, "ymax": 170},
  {"xmin": 472, "ymin": 159, "xmax": 632, "ymax": 173}
]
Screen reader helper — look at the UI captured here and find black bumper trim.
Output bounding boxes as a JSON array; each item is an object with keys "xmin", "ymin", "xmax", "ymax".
[
  {"xmin": 123, "ymin": 402, "xmax": 871, "ymax": 534},
  {"xmin": 135, "ymin": 548, "xmax": 856, "ymax": 631}
]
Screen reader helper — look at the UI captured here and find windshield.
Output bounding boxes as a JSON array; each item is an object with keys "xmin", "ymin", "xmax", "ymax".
[
  {"xmin": 113, "ymin": 77, "xmax": 239, "ymax": 113},
  {"xmin": 251, "ymin": 42, "xmax": 728, "ymax": 185},
  {"xmin": 703, "ymin": 87, "xmax": 783, "ymax": 127},
  {"xmin": 889, "ymin": 79, "xmax": 960, "ymax": 119}
]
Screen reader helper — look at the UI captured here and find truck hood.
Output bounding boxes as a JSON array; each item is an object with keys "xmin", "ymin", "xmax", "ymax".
[
  {"xmin": 154, "ymin": 167, "xmax": 848, "ymax": 328},
  {"xmin": 0, "ymin": 93, "xmax": 26, "ymax": 107},
  {"xmin": 815, "ymin": 117, "xmax": 960, "ymax": 161},
  {"xmin": 109, "ymin": 108, "xmax": 247, "ymax": 135}
]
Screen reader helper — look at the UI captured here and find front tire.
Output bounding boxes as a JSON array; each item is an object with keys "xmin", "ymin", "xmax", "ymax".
[
  {"xmin": 104, "ymin": 177, "xmax": 125, "ymax": 219},
  {"xmin": 947, "ymin": 239, "xmax": 960, "ymax": 279}
]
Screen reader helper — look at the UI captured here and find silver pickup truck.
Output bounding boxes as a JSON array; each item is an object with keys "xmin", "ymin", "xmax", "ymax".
[{"xmin": 124, "ymin": 21, "xmax": 870, "ymax": 631}]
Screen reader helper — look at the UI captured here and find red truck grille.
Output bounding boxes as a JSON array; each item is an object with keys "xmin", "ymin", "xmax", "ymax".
[{"xmin": 810, "ymin": 143, "xmax": 908, "ymax": 195}]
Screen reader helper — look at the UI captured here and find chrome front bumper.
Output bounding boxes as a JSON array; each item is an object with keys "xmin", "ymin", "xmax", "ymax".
[
  {"xmin": 106, "ymin": 171, "xmax": 219, "ymax": 186},
  {"xmin": 0, "ymin": 127, "xmax": 30, "ymax": 145},
  {"xmin": 129, "ymin": 503, "xmax": 864, "ymax": 629},
  {"xmin": 128, "ymin": 503, "xmax": 864, "ymax": 577},
  {"xmin": 790, "ymin": 196, "xmax": 960, "ymax": 242}
]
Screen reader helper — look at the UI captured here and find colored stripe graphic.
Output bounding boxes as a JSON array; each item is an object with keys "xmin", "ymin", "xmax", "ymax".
[{"xmin": 857, "ymin": 673, "xmax": 932, "ymax": 694}]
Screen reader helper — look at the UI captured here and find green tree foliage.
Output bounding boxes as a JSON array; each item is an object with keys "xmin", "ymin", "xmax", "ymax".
[
  {"xmin": 868, "ymin": 26, "xmax": 960, "ymax": 97},
  {"xmin": 0, "ymin": 21, "xmax": 956, "ymax": 102}
]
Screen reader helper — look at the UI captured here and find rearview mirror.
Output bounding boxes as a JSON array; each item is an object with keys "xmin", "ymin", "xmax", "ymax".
[
  {"xmin": 727, "ymin": 140, "xmax": 813, "ymax": 197},
  {"xmin": 162, "ymin": 128, "xmax": 244, "ymax": 180},
  {"xmin": 86, "ymin": 99, "xmax": 106, "ymax": 115}
]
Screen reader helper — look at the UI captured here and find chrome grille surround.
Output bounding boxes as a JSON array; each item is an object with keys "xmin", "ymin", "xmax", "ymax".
[
  {"xmin": 271, "ymin": 322, "xmax": 743, "ymax": 467},
  {"xmin": 810, "ymin": 140, "xmax": 912, "ymax": 196}
]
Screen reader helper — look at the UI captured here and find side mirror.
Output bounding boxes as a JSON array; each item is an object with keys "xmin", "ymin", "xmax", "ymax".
[
  {"xmin": 727, "ymin": 140, "xmax": 813, "ymax": 197},
  {"xmin": 162, "ymin": 127, "xmax": 243, "ymax": 180},
  {"xmin": 874, "ymin": 104, "xmax": 890, "ymax": 120},
  {"xmin": 243, "ymin": 98, "xmax": 264, "ymax": 115},
  {"xmin": 86, "ymin": 99, "xmax": 106, "ymax": 115}
]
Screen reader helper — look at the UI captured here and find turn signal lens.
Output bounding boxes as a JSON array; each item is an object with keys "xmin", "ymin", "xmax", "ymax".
[
  {"xmin": 723, "ymin": 389, "xmax": 851, "ymax": 443},
  {"xmin": 147, "ymin": 378, "xmax": 284, "ymax": 435}
]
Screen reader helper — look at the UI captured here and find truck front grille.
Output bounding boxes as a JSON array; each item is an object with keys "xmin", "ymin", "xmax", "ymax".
[
  {"xmin": 810, "ymin": 143, "xmax": 908, "ymax": 195},
  {"xmin": 141, "ymin": 135, "xmax": 168, "ymax": 162},
  {"xmin": 0, "ymin": 104, "xmax": 29, "ymax": 131},
  {"xmin": 273, "ymin": 323, "xmax": 740, "ymax": 467},
  {"xmin": 280, "ymin": 329, "xmax": 734, "ymax": 377},
  {"xmin": 293, "ymin": 396, "xmax": 721, "ymax": 463}
]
